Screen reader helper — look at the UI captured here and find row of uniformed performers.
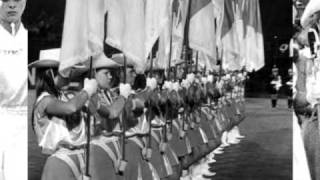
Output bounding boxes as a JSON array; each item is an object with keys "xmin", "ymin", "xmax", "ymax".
[
  {"xmin": 292, "ymin": 0, "xmax": 320, "ymax": 179},
  {"xmin": 30, "ymin": 55, "xmax": 246, "ymax": 180}
]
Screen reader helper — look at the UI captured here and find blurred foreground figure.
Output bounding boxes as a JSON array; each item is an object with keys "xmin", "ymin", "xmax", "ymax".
[
  {"xmin": 294, "ymin": 0, "xmax": 320, "ymax": 179},
  {"xmin": 0, "ymin": 0, "xmax": 27, "ymax": 180}
]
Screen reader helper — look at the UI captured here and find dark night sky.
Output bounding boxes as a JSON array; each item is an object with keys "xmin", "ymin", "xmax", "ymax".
[{"xmin": 24, "ymin": 0, "xmax": 292, "ymax": 95}]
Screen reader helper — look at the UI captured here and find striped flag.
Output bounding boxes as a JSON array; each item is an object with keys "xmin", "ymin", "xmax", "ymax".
[{"xmin": 242, "ymin": 0, "xmax": 264, "ymax": 71}]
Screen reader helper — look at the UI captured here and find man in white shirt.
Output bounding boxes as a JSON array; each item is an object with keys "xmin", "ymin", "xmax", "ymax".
[{"xmin": 0, "ymin": 0, "xmax": 27, "ymax": 180}]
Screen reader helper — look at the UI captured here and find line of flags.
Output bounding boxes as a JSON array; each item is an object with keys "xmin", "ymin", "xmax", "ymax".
[{"xmin": 59, "ymin": 0, "xmax": 265, "ymax": 77}]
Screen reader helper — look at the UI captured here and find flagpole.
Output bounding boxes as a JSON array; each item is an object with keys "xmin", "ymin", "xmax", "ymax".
[
  {"xmin": 85, "ymin": 56, "xmax": 93, "ymax": 178},
  {"xmin": 219, "ymin": 47, "xmax": 223, "ymax": 81},
  {"xmin": 120, "ymin": 55, "xmax": 127, "ymax": 174},
  {"xmin": 168, "ymin": 1, "xmax": 174, "ymax": 81},
  {"xmin": 148, "ymin": 52, "xmax": 153, "ymax": 155},
  {"xmin": 183, "ymin": 0, "xmax": 192, "ymax": 78},
  {"xmin": 195, "ymin": 51, "xmax": 199, "ymax": 74}
]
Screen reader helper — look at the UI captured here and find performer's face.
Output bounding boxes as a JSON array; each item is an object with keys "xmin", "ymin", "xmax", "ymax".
[
  {"xmin": 96, "ymin": 69, "xmax": 112, "ymax": 89},
  {"xmin": 176, "ymin": 65, "xmax": 184, "ymax": 79},
  {"xmin": 0, "ymin": 0, "xmax": 26, "ymax": 24}
]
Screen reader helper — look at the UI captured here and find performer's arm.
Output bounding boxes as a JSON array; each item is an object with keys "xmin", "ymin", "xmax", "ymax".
[
  {"xmin": 97, "ymin": 96, "xmax": 126, "ymax": 119},
  {"xmin": 45, "ymin": 90, "xmax": 89, "ymax": 116}
]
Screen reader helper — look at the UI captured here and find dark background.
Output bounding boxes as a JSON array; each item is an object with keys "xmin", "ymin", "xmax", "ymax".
[{"xmin": 24, "ymin": 0, "xmax": 293, "ymax": 96}]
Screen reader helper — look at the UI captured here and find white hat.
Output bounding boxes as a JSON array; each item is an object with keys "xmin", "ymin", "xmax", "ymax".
[
  {"xmin": 28, "ymin": 48, "xmax": 60, "ymax": 68},
  {"xmin": 69, "ymin": 53, "xmax": 121, "ymax": 78},
  {"xmin": 93, "ymin": 53, "xmax": 121, "ymax": 69},
  {"xmin": 300, "ymin": 0, "xmax": 320, "ymax": 28}
]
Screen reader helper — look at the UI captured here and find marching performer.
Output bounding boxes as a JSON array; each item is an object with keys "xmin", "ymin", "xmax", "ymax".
[
  {"xmin": 29, "ymin": 49, "xmax": 98, "ymax": 180},
  {"xmin": 119, "ymin": 66, "xmax": 162, "ymax": 180},
  {"xmin": 87, "ymin": 55, "xmax": 127, "ymax": 180},
  {"xmin": 0, "ymin": 0, "xmax": 27, "ymax": 179},
  {"xmin": 269, "ymin": 65, "xmax": 282, "ymax": 108}
]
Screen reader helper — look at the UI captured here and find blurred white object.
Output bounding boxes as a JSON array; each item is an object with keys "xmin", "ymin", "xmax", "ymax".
[
  {"xmin": 300, "ymin": 0, "xmax": 320, "ymax": 28},
  {"xmin": 146, "ymin": 78, "xmax": 157, "ymax": 90},
  {"xmin": 186, "ymin": 73, "xmax": 195, "ymax": 83},
  {"xmin": 293, "ymin": 114, "xmax": 312, "ymax": 180},
  {"xmin": 207, "ymin": 75, "xmax": 214, "ymax": 83},
  {"xmin": 119, "ymin": 83, "xmax": 132, "ymax": 98},
  {"xmin": 201, "ymin": 77, "xmax": 208, "ymax": 84},
  {"xmin": 172, "ymin": 82, "xmax": 180, "ymax": 92},
  {"xmin": 83, "ymin": 78, "xmax": 98, "ymax": 97},
  {"xmin": 181, "ymin": 79, "xmax": 190, "ymax": 89}
]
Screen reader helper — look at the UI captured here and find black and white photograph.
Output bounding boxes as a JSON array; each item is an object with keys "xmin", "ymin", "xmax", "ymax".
[{"xmin": 0, "ymin": 0, "xmax": 316, "ymax": 179}]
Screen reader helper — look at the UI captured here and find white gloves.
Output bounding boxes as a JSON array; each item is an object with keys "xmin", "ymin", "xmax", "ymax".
[
  {"xmin": 83, "ymin": 78, "xmax": 98, "ymax": 97},
  {"xmin": 163, "ymin": 81, "xmax": 173, "ymax": 91},
  {"xmin": 172, "ymin": 82, "xmax": 180, "ymax": 92},
  {"xmin": 271, "ymin": 80, "xmax": 281, "ymax": 90},
  {"xmin": 207, "ymin": 75, "xmax": 214, "ymax": 83},
  {"xmin": 186, "ymin": 73, "xmax": 195, "ymax": 83},
  {"xmin": 231, "ymin": 75, "xmax": 236, "ymax": 82},
  {"xmin": 216, "ymin": 80, "xmax": 223, "ymax": 91},
  {"xmin": 181, "ymin": 79, "xmax": 190, "ymax": 89},
  {"xmin": 223, "ymin": 74, "xmax": 231, "ymax": 81},
  {"xmin": 286, "ymin": 81, "xmax": 293, "ymax": 86},
  {"xmin": 201, "ymin": 77, "xmax": 208, "ymax": 84},
  {"xmin": 120, "ymin": 83, "xmax": 133, "ymax": 98},
  {"xmin": 146, "ymin": 78, "xmax": 157, "ymax": 90}
]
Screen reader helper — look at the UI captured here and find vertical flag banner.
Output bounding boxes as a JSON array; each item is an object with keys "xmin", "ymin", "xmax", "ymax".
[
  {"xmin": 59, "ymin": 0, "xmax": 118, "ymax": 76},
  {"xmin": 171, "ymin": 0, "xmax": 190, "ymax": 64},
  {"xmin": 212, "ymin": 0, "xmax": 225, "ymax": 60},
  {"xmin": 221, "ymin": 0, "xmax": 244, "ymax": 71},
  {"xmin": 145, "ymin": 0, "xmax": 171, "ymax": 59},
  {"xmin": 243, "ymin": 0, "xmax": 264, "ymax": 71},
  {"xmin": 59, "ymin": 0, "xmax": 91, "ymax": 76},
  {"xmin": 188, "ymin": 0, "xmax": 216, "ymax": 59},
  {"xmin": 105, "ymin": 0, "xmax": 146, "ymax": 72},
  {"xmin": 106, "ymin": 0, "xmax": 171, "ymax": 73}
]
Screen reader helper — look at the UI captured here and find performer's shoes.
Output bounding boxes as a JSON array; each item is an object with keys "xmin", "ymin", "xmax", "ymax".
[
  {"xmin": 228, "ymin": 139, "xmax": 241, "ymax": 144},
  {"xmin": 233, "ymin": 126, "xmax": 245, "ymax": 139},
  {"xmin": 236, "ymin": 135, "xmax": 245, "ymax": 139},
  {"xmin": 220, "ymin": 143, "xmax": 230, "ymax": 148},
  {"xmin": 213, "ymin": 148, "xmax": 224, "ymax": 154},
  {"xmin": 192, "ymin": 164, "xmax": 215, "ymax": 177}
]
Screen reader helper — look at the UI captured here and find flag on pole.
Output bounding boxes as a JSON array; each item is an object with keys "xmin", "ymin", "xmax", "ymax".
[
  {"xmin": 188, "ymin": 0, "xmax": 217, "ymax": 59},
  {"xmin": 212, "ymin": 0, "xmax": 225, "ymax": 59},
  {"xmin": 105, "ymin": 0, "xmax": 146, "ymax": 72},
  {"xmin": 105, "ymin": 0, "xmax": 171, "ymax": 73},
  {"xmin": 194, "ymin": 0, "xmax": 224, "ymax": 72},
  {"xmin": 59, "ymin": 0, "xmax": 115, "ymax": 77},
  {"xmin": 59, "ymin": 0, "xmax": 91, "ymax": 76},
  {"xmin": 171, "ymin": 0, "xmax": 189, "ymax": 64},
  {"xmin": 156, "ymin": 19, "xmax": 171, "ymax": 70},
  {"xmin": 221, "ymin": 0, "xmax": 245, "ymax": 71},
  {"xmin": 145, "ymin": 0, "xmax": 172, "ymax": 59},
  {"xmin": 242, "ymin": 0, "xmax": 264, "ymax": 71}
]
